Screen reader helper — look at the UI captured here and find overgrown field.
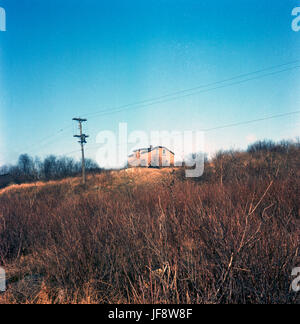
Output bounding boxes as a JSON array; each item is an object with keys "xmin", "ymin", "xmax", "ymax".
[{"xmin": 0, "ymin": 143, "xmax": 299, "ymax": 304}]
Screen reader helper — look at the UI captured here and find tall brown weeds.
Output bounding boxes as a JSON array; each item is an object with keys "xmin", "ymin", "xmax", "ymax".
[{"xmin": 0, "ymin": 145, "xmax": 299, "ymax": 304}]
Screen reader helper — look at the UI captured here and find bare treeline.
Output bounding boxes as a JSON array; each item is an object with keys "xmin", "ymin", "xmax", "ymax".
[{"xmin": 0, "ymin": 154, "xmax": 100, "ymax": 186}]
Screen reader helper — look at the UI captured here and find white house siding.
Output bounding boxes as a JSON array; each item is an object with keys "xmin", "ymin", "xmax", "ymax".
[
  {"xmin": 128, "ymin": 147, "xmax": 174, "ymax": 168},
  {"xmin": 161, "ymin": 148, "xmax": 173, "ymax": 167},
  {"xmin": 140, "ymin": 151, "xmax": 149, "ymax": 167},
  {"xmin": 128, "ymin": 150, "xmax": 148, "ymax": 167},
  {"xmin": 150, "ymin": 148, "xmax": 160, "ymax": 167}
]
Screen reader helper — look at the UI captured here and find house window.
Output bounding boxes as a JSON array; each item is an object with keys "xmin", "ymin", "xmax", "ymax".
[{"xmin": 163, "ymin": 149, "xmax": 166, "ymax": 155}]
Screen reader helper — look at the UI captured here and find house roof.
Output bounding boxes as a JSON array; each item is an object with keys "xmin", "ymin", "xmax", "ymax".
[
  {"xmin": 132, "ymin": 146, "xmax": 175, "ymax": 155},
  {"xmin": 132, "ymin": 148, "xmax": 148, "ymax": 152}
]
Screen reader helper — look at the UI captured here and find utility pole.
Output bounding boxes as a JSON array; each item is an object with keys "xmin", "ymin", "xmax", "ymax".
[{"xmin": 73, "ymin": 118, "xmax": 89, "ymax": 185}]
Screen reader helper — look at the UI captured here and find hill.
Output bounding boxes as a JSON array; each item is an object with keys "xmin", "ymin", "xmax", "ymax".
[{"xmin": 0, "ymin": 143, "xmax": 299, "ymax": 304}]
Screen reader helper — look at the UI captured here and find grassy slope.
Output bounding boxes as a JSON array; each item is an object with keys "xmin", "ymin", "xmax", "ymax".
[{"xmin": 0, "ymin": 150, "xmax": 299, "ymax": 304}]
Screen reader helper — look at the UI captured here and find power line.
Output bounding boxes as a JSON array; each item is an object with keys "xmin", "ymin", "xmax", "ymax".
[
  {"xmin": 203, "ymin": 110, "xmax": 300, "ymax": 132},
  {"xmin": 63, "ymin": 110, "xmax": 300, "ymax": 157},
  {"xmin": 14, "ymin": 126, "xmax": 73, "ymax": 157},
  {"xmin": 82, "ymin": 65, "xmax": 300, "ymax": 119},
  {"xmin": 3, "ymin": 60, "xmax": 300, "ymax": 160},
  {"xmin": 83, "ymin": 60, "xmax": 300, "ymax": 118},
  {"xmin": 13, "ymin": 60, "xmax": 300, "ymax": 156}
]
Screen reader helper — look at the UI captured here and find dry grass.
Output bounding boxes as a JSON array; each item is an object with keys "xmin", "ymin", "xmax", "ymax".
[{"xmin": 0, "ymin": 148, "xmax": 299, "ymax": 304}]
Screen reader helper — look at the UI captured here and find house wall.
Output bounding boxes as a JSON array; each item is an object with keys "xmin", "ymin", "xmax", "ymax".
[
  {"xmin": 140, "ymin": 151, "xmax": 149, "ymax": 167},
  {"xmin": 150, "ymin": 148, "xmax": 160, "ymax": 167},
  {"xmin": 128, "ymin": 148, "xmax": 175, "ymax": 168},
  {"xmin": 128, "ymin": 150, "xmax": 149, "ymax": 167},
  {"xmin": 160, "ymin": 147, "xmax": 174, "ymax": 167}
]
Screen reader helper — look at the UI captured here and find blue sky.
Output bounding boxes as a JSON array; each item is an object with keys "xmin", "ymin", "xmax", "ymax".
[{"xmin": 0, "ymin": 0, "xmax": 300, "ymax": 166}]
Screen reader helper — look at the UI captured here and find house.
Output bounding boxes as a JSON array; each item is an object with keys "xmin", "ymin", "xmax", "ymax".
[{"xmin": 128, "ymin": 146, "xmax": 175, "ymax": 168}]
